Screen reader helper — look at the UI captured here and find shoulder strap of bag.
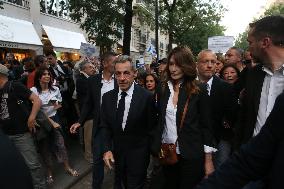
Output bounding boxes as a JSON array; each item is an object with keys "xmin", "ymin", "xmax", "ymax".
[
  {"xmin": 179, "ymin": 96, "xmax": 190, "ymax": 130},
  {"xmin": 174, "ymin": 96, "xmax": 190, "ymax": 145}
]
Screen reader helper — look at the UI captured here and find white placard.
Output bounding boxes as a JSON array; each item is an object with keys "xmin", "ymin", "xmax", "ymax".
[
  {"xmin": 79, "ymin": 43, "xmax": 97, "ymax": 57},
  {"xmin": 208, "ymin": 36, "xmax": 235, "ymax": 54}
]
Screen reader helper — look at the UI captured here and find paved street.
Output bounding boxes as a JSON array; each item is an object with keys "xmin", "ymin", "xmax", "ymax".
[{"xmin": 70, "ymin": 168, "xmax": 114, "ymax": 189}]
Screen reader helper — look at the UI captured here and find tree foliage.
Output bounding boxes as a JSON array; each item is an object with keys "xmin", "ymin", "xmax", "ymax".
[
  {"xmin": 235, "ymin": 3, "xmax": 284, "ymax": 50},
  {"xmin": 0, "ymin": 1, "xmax": 3, "ymax": 9},
  {"xmin": 159, "ymin": 0, "xmax": 225, "ymax": 54},
  {"xmin": 68, "ymin": 0, "xmax": 124, "ymax": 53}
]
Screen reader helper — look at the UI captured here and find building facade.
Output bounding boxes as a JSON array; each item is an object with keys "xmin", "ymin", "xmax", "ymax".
[
  {"xmin": 124, "ymin": 0, "xmax": 169, "ymax": 64},
  {"xmin": 0, "ymin": 0, "xmax": 87, "ymax": 62},
  {"xmin": 0, "ymin": 0, "xmax": 169, "ymax": 63}
]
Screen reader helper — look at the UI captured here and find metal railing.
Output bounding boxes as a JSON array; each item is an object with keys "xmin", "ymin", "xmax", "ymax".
[{"xmin": 3, "ymin": 0, "xmax": 30, "ymax": 8}]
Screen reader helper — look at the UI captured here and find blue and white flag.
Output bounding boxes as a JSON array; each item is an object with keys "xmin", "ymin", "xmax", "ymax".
[{"xmin": 147, "ymin": 44, "xmax": 157, "ymax": 56}]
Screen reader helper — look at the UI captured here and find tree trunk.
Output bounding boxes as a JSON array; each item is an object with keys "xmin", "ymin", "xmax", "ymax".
[{"xmin": 122, "ymin": 0, "xmax": 133, "ymax": 55}]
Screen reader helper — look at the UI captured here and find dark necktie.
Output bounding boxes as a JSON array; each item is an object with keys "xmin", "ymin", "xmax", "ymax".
[
  {"xmin": 116, "ymin": 91, "xmax": 127, "ymax": 130},
  {"xmin": 206, "ymin": 83, "xmax": 210, "ymax": 96}
]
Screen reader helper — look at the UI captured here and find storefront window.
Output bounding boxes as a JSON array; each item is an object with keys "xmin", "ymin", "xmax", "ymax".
[{"xmin": 40, "ymin": 0, "xmax": 70, "ymax": 20}]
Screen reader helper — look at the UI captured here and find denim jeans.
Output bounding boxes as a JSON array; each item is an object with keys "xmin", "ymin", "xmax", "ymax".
[{"xmin": 9, "ymin": 132, "xmax": 47, "ymax": 189}]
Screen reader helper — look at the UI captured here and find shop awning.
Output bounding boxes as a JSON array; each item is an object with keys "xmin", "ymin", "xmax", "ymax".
[
  {"xmin": 0, "ymin": 15, "xmax": 42, "ymax": 50},
  {"xmin": 42, "ymin": 25, "xmax": 87, "ymax": 52}
]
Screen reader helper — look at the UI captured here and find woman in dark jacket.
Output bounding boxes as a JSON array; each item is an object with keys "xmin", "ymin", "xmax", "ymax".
[{"xmin": 155, "ymin": 46, "xmax": 215, "ymax": 189}]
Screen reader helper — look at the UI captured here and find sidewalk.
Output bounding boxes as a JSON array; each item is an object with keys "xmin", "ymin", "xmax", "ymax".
[{"xmin": 48, "ymin": 137, "xmax": 92, "ymax": 189}]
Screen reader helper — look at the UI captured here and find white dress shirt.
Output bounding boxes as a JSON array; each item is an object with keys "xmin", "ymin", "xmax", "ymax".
[
  {"xmin": 254, "ymin": 65, "xmax": 284, "ymax": 136},
  {"xmin": 101, "ymin": 73, "xmax": 115, "ymax": 104},
  {"xmin": 52, "ymin": 64, "xmax": 68, "ymax": 91},
  {"xmin": 206, "ymin": 77, "xmax": 214, "ymax": 96},
  {"xmin": 117, "ymin": 82, "xmax": 135, "ymax": 130},
  {"xmin": 162, "ymin": 81, "xmax": 180, "ymax": 153}
]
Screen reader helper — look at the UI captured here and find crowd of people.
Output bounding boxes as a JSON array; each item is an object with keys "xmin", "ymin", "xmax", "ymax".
[{"xmin": 0, "ymin": 15, "xmax": 283, "ymax": 189}]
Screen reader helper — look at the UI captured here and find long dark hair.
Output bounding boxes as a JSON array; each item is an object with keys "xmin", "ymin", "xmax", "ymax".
[
  {"xmin": 145, "ymin": 73, "xmax": 159, "ymax": 91},
  {"xmin": 34, "ymin": 67, "xmax": 55, "ymax": 93},
  {"xmin": 162, "ymin": 46, "xmax": 199, "ymax": 96}
]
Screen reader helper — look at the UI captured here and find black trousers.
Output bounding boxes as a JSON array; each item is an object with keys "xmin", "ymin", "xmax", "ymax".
[
  {"xmin": 162, "ymin": 156, "xmax": 204, "ymax": 189},
  {"xmin": 114, "ymin": 147, "xmax": 150, "ymax": 189}
]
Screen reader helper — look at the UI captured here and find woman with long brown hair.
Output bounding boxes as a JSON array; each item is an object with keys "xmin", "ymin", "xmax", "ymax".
[{"xmin": 154, "ymin": 46, "xmax": 215, "ymax": 189}]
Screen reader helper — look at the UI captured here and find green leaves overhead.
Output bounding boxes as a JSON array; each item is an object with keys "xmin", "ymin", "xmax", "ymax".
[
  {"xmin": 159, "ymin": 0, "xmax": 226, "ymax": 54},
  {"xmin": 68, "ymin": 0, "xmax": 124, "ymax": 51}
]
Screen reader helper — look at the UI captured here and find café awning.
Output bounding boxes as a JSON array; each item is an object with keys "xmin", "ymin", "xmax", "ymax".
[
  {"xmin": 42, "ymin": 25, "xmax": 87, "ymax": 53},
  {"xmin": 0, "ymin": 15, "xmax": 42, "ymax": 50}
]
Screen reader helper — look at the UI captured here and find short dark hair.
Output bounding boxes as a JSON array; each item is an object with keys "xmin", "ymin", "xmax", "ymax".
[
  {"xmin": 158, "ymin": 58, "xmax": 168, "ymax": 65},
  {"xmin": 249, "ymin": 15, "xmax": 284, "ymax": 47},
  {"xmin": 34, "ymin": 55, "xmax": 46, "ymax": 68},
  {"xmin": 229, "ymin": 47, "xmax": 244, "ymax": 59},
  {"xmin": 114, "ymin": 55, "xmax": 136, "ymax": 70},
  {"xmin": 45, "ymin": 51, "xmax": 56, "ymax": 58}
]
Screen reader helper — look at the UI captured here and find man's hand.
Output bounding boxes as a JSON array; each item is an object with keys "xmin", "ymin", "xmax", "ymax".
[
  {"xmin": 27, "ymin": 116, "xmax": 36, "ymax": 134},
  {"xmin": 204, "ymin": 153, "xmax": 215, "ymax": 178},
  {"xmin": 70, "ymin": 122, "xmax": 80, "ymax": 134},
  {"xmin": 103, "ymin": 151, "xmax": 115, "ymax": 169}
]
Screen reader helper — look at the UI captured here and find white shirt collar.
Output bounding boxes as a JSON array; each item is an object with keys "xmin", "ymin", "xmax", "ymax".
[
  {"xmin": 118, "ymin": 82, "xmax": 135, "ymax": 97},
  {"xmin": 262, "ymin": 64, "xmax": 284, "ymax": 76}
]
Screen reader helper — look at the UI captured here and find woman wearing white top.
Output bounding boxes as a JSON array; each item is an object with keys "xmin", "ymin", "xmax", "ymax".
[
  {"xmin": 31, "ymin": 67, "xmax": 78, "ymax": 184},
  {"xmin": 154, "ymin": 47, "xmax": 215, "ymax": 189}
]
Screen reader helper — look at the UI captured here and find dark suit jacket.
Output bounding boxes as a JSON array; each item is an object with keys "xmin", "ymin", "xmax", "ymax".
[
  {"xmin": 195, "ymin": 92, "xmax": 284, "ymax": 189},
  {"xmin": 49, "ymin": 62, "xmax": 75, "ymax": 92},
  {"xmin": 100, "ymin": 84, "xmax": 157, "ymax": 155},
  {"xmin": 237, "ymin": 64, "xmax": 266, "ymax": 145},
  {"xmin": 78, "ymin": 73, "xmax": 118, "ymax": 136},
  {"xmin": 153, "ymin": 82, "xmax": 214, "ymax": 160},
  {"xmin": 210, "ymin": 76, "xmax": 238, "ymax": 141},
  {"xmin": 76, "ymin": 73, "xmax": 89, "ymax": 111}
]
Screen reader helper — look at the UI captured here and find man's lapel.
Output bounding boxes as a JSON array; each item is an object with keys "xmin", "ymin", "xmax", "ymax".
[
  {"xmin": 253, "ymin": 68, "xmax": 266, "ymax": 112},
  {"xmin": 125, "ymin": 84, "xmax": 140, "ymax": 130}
]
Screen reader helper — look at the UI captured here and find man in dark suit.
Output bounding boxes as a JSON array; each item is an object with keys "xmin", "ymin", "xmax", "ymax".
[
  {"xmin": 199, "ymin": 15, "xmax": 284, "ymax": 189},
  {"xmin": 236, "ymin": 15, "xmax": 284, "ymax": 146},
  {"xmin": 46, "ymin": 51, "xmax": 77, "ymax": 127},
  {"xmin": 76, "ymin": 61, "xmax": 96, "ymax": 162},
  {"xmin": 197, "ymin": 49, "xmax": 238, "ymax": 168},
  {"xmin": 70, "ymin": 52, "xmax": 118, "ymax": 189},
  {"xmin": 101, "ymin": 55, "xmax": 157, "ymax": 189},
  {"xmin": 194, "ymin": 91, "xmax": 284, "ymax": 189}
]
